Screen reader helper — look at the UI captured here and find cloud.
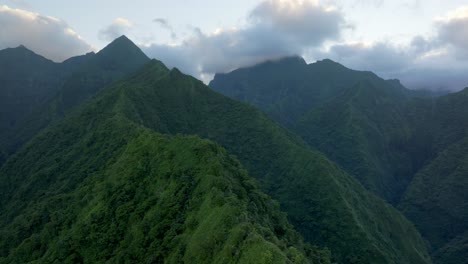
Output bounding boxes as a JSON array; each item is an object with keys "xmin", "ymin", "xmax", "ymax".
[
  {"xmin": 326, "ymin": 42, "xmax": 410, "ymax": 73},
  {"xmin": 0, "ymin": 5, "xmax": 92, "ymax": 62},
  {"xmin": 249, "ymin": 0, "xmax": 346, "ymax": 46},
  {"xmin": 320, "ymin": 39, "xmax": 468, "ymax": 91},
  {"xmin": 99, "ymin": 18, "xmax": 133, "ymax": 41},
  {"xmin": 153, "ymin": 18, "xmax": 177, "ymax": 40},
  {"xmin": 312, "ymin": 6, "xmax": 468, "ymax": 91},
  {"xmin": 436, "ymin": 6, "xmax": 468, "ymax": 58},
  {"xmin": 143, "ymin": 0, "xmax": 346, "ymax": 79},
  {"xmin": 142, "ymin": 2, "xmax": 467, "ymax": 90}
]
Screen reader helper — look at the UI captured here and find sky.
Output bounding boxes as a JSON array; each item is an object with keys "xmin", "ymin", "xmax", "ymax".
[{"xmin": 1, "ymin": 0, "xmax": 467, "ymax": 90}]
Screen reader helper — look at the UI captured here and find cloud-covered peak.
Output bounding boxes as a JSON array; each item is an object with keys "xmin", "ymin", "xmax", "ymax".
[
  {"xmin": 142, "ymin": 0, "xmax": 347, "ymax": 81},
  {"xmin": 0, "ymin": 5, "xmax": 93, "ymax": 62}
]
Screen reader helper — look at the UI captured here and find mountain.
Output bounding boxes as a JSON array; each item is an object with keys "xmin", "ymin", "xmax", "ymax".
[
  {"xmin": 2, "ymin": 57, "xmax": 434, "ymax": 263},
  {"xmin": 0, "ymin": 38, "xmax": 436, "ymax": 263},
  {"xmin": 0, "ymin": 45, "xmax": 86, "ymax": 166},
  {"xmin": 210, "ymin": 57, "xmax": 408, "ymax": 128},
  {"xmin": 0, "ymin": 35, "xmax": 149, "ymax": 165},
  {"xmin": 210, "ymin": 57, "xmax": 468, "ymax": 262},
  {"xmin": 210, "ymin": 57, "xmax": 415, "ymax": 202}
]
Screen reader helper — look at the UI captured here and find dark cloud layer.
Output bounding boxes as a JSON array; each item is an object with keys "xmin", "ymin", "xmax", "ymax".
[{"xmin": 0, "ymin": 5, "xmax": 92, "ymax": 62}]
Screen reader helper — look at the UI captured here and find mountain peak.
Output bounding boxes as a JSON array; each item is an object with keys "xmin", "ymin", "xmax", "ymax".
[
  {"xmin": 111, "ymin": 35, "xmax": 132, "ymax": 45},
  {"xmin": 97, "ymin": 35, "xmax": 148, "ymax": 60},
  {"xmin": 16, "ymin": 44, "xmax": 28, "ymax": 50},
  {"xmin": 4, "ymin": 44, "xmax": 35, "ymax": 54},
  {"xmin": 94, "ymin": 35, "xmax": 150, "ymax": 70},
  {"xmin": 275, "ymin": 55, "xmax": 306, "ymax": 64},
  {"xmin": 311, "ymin": 58, "xmax": 345, "ymax": 68},
  {"xmin": 258, "ymin": 55, "xmax": 307, "ymax": 68},
  {"xmin": 100, "ymin": 35, "xmax": 138, "ymax": 52}
]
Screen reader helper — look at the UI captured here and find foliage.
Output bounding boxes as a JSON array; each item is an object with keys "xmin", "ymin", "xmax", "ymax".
[
  {"xmin": 0, "ymin": 48, "xmax": 434, "ymax": 264},
  {"xmin": 210, "ymin": 56, "xmax": 468, "ymax": 263},
  {"xmin": 107, "ymin": 62, "xmax": 430, "ymax": 264},
  {"xmin": 0, "ymin": 92, "xmax": 327, "ymax": 263}
]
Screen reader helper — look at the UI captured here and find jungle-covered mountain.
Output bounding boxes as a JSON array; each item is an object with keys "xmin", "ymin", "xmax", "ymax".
[
  {"xmin": 210, "ymin": 57, "xmax": 468, "ymax": 263},
  {"xmin": 0, "ymin": 40, "xmax": 432, "ymax": 264}
]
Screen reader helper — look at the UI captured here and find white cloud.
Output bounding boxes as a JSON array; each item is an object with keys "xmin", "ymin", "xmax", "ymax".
[
  {"xmin": 143, "ymin": 0, "xmax": 347, "ymax": 79},
  {"xmin": 0, "ymin": 5, "xmax": 92, "ymax": 62},
  {"xmin": 140, "ymin": 1, "xmax": 468, "ymax": 91},
  {"xmin": 98, "ymin": 18, "xmax": 133, "ymax": 42}
]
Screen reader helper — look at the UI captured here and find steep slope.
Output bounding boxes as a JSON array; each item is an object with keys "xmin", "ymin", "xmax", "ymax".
[
  {"xmin": 56, "ymin": 35, "xmax": 150, "ymax": 111},
  {"xmin": 79, "ymin": 60, "xmax": 430, "ymax": 263},
  {"xmin": 432, "ymin": 231, "xmax": 468, "ymax": 264},
  {"xmin": 0, "ymin": 35, "xmax": 149, "ymax": 163},
  {"xmin": 400, "ymin": 137, "xmax": 468, "ymax": 264},
  {"xmin": 0, "ymin": 105, "xmax": 323, "ymax": 263},
  {"xmin": 404, "ymin": 87, "xmax": 468, "ymax": 167},
  {"xmin": 295, "ymin": 80, "xmax": 413, "ymax": 203},
  {"xmin": 398, "ymin": 88, "xmax": 468, "ymax": 263}
]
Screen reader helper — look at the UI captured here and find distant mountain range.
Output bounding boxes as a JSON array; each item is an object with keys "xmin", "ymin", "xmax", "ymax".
[{"xmin": 0, "ymin": 35, "xmax": 465, "ymax": 263}]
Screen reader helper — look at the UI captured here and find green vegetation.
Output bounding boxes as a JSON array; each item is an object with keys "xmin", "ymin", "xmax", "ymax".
[
  {"xmin": 398, "ymin": 88, "xmax": 468, "ymax": 263},
  {"xmin": 400, "ymin": 137, "xmax": 468, "ymax": 262},
  {"xmin": 295, "ymin": 80, "xmax": 414, "ymax": 203},
  {"xmin": 102, "ymin": 61, "xmax": 430, "ymax": 263},
  {"xmin": 211, "ymin": 57, "xmax": 468, "ymax": 262},
  {"xmin": 0, "ymin": 35, "xmax": 149, "ymax": 165},
  {"xmin": 0, "ymin": 117, "xmax": 325, "ymax": 263},
  {"xmin": 210, "ymin": 57, "xmax": 415, "ymax": 202},
  {"xmin": 0, "ymin": 54, "xmax": 432, "ymax": 263}
]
